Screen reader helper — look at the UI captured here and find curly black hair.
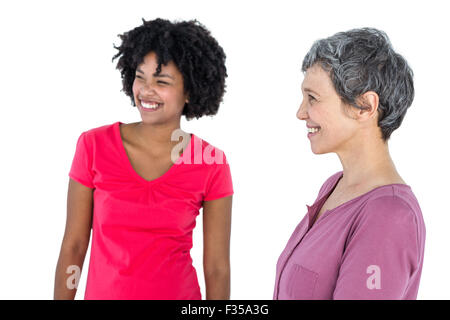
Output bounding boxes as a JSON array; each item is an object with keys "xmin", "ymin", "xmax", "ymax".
[{"xmin": 111, "ymin": 18, "xmax": 227, "ymax": 120}]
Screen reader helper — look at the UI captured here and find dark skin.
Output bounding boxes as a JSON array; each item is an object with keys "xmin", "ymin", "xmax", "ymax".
[
  {"xmin": 54, "ymin": 178, "xmax": 92, "ymax": 299},
  {"xmin": 54, "ymin": 51, "xmax": 232, "ymax": 299}
]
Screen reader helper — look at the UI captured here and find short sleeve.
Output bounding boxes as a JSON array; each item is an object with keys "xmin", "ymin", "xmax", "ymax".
[
  {"xmin": 332, "ymin": 196, "xmax": 420, "ymax": 299},
  {"xmin": 68, "ymin": 131, "xmax": 95, "ymax": 189},
  {"xmin": 203, "ymin": 152, "xmax": 234, "ymax": 201}
]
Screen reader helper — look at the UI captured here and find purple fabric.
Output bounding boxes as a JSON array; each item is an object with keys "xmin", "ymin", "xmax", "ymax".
[{"xmin": 273, "ymin": 171, "xmax": 426, "ymax": 300}]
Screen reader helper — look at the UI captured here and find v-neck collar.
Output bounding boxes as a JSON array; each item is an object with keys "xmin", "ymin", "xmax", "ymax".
[
  {"xmin": 114, "ymin": 121, "xmax": 193, "ymax": 185},
  {"xmin": 307, "ymin": 171, "xmax": 412, "ymax": 229}
]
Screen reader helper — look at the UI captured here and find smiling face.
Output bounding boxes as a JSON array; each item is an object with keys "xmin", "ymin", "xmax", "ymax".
[
  {"xmin": 297, "ymin": 63, "xmax": 360, "ymax": 155},
  {"xmin": 132, "ymin": 51, "xmax": 189, "ymax": 126}
]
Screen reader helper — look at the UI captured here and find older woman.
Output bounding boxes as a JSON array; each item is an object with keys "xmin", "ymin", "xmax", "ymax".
[{"xmin": 273, "ymin": 28, "xmax": 425, "ymax": 299}]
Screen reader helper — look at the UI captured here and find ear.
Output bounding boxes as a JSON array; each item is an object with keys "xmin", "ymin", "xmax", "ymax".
[{"xmin": 356, "ymin": 91, "xmax": 379, "ymax": 121}]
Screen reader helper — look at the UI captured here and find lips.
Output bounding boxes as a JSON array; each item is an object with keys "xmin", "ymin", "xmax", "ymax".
[
  {"xmin": 140, "ymin": 99, "xmax": 162, "ymax": 104},
  {"xmin": 138, "ymin": 96, "xmax": 163, "ymax": 111},
  {"xmin": 141, "ymin": 101, "xmax": 162, "ymax": 108},
  {"xmin": 306, "ymin": 123, "xmax": 321, "ymax": 136},
  {"xmin": 138, "ymin": 95, "xmax": 162, "ymax": 103},
  {"xmin": 307, "ymin": 127, "xmax": 320, "ymax": 133},
  {"xmin": 136, "ymin": 99, "xmax": 162, "ymax": 113}
]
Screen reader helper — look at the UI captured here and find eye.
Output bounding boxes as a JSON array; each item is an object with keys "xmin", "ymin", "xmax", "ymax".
[
  {"xmin": 135, "ymin": 75, "xmax": 142, "ymax": 79},
  {"xmin": 157, "ymin": 81, "xmax": 169, "ymax": 85},
  {"xmin": 308, "ymin": 94, "xmax": 317, "ymax": 103}
]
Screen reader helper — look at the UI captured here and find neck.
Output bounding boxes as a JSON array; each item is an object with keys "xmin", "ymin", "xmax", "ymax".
[
  {"xmin": 134, "ymin": 120, "xmax": 186, "ymax": 152},
  {"xmin": 335, "ymin": 132, "xmax": 403, "ymax": 188}
]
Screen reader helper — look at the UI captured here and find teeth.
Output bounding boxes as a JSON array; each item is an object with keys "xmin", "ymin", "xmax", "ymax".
[
  {"xmin": 308, "ymin": 127, "xmax": 320, "ymax": 133},
  {"xmin": 141, "ymin": 101, "xmax": 161, "ymax": 109}
]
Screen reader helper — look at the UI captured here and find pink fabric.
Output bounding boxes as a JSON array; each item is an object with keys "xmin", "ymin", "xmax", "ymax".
[
  {"xmin": 274, "ymin": 171, "xmax": 426, "ymax": 300},
  {"xmin": 68, "ymin": 121, "xmax": 233, "ymax": 299}
]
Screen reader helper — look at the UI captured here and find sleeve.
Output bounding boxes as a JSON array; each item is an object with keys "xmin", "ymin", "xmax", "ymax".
[
  {"xmin": 203, "ymin": 151, "xmax": 234, "ymax": 201},
  {"xmin": 332, "ymin": 195, "xmax": 420, "ymax": 300},
  {"xmin": 68, "ymin": 131, "xmax": 95, "ymax": 189}
]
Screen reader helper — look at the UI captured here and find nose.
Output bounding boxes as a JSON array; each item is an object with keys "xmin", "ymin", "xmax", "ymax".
[
  {"xmin": 138, "ymin": 78, "xmax": 159, "ymax": 95},
  {"xmin": 140, "ymin": 83, "xmax": 156, "ymax": 95},
  {"xmin": 297, "ymin": 99, "xmax": 308, "ymax": 120}
]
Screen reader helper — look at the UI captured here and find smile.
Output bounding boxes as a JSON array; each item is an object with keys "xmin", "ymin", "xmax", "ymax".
[
  {"xmin": 140, "ymin": 100, "xmax": 163, "ymax": 112},
  {"xmin": 307, "ymin": 126, "xmax": 321, "ymax": 138},
  {"xmin": 307, "ymin": 127, "xmax": 320, "ymax": 133}
]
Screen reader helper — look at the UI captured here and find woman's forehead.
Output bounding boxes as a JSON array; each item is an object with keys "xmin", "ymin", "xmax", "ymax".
[
  {"xmin": 302, "ymin": 64, "xmax": 334, "ymax": 94},
  {"xmin": 137, "ymin": 53, "xmax": 180, "ymax": 77}
]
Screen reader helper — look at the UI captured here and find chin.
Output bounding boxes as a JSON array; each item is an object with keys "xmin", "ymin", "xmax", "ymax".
[
  {"xmin": 311, "ymin": 148, "xmax": 325, "ymax": 155},
  {"xmin": 140, "ymin": 117, "xmax": 166, "ymax": 126},
  {"xmin": 310, "ymin": 144, "xmax": 332, "ymax": 155}
]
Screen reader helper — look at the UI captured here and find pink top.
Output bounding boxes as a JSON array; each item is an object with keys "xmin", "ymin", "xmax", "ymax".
[
  {"xmin": 273, "ymin": 171, "xmax": 426, "ymax": 300},
  {"xmin": 68, "ymin": 121, "xmax": 233, "ymax": 299}
]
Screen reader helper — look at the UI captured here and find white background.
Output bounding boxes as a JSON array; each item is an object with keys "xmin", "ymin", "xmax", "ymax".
[{"xmin": 0, "ymin": 0, "xmax": 449, "ymax": 299}]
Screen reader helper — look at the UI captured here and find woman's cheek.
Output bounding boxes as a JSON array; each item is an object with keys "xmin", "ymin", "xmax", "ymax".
[{"xmin": 132, "ymin": 82, "xmax": 138, "ymax": 97}]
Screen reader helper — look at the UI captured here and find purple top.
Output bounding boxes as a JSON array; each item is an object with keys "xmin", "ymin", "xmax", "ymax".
[{"xmin": 273, "ymin": 171, "xmax": 426, "ymax": 299}]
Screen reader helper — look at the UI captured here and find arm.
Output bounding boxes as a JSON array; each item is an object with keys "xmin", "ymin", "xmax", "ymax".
[
  {"xmin": 54, "ymin": 178, "xmax": 93, "ymax": 299},
  {"xmin": 202, "ymin": 195, "xmax": 233, "ymax": 300},
  {"xmin": 332, "ymin": 196, "xmax": 420, "ymax": 299}
]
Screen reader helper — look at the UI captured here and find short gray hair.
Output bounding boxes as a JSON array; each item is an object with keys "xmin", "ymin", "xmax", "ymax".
[{"xmin": 302, "ymin": 27, "xmax": 414, "ymax": 141}]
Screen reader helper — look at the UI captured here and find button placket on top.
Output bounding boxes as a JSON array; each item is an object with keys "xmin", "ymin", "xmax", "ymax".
[{"xmin": 274, "ymin": 203, "xmax": 319, "ymax": 299}]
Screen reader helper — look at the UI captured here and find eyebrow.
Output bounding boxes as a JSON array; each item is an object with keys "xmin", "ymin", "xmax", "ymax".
[
  {"xmin": 136, "ymin": 67, "xmax": 174, "ymax": 80},
  {"xmin": 302, "ymin": 87, "xmax": 320, "ymax": 96}
]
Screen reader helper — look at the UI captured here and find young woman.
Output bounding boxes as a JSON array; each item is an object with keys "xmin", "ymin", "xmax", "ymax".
[
  {"xmin": 54, "ymin": 18, "xmax": 233, "ymax": 300},
  {"xmin": 273, "ymin": 28, "xmax": 426, "ymax": 299}
]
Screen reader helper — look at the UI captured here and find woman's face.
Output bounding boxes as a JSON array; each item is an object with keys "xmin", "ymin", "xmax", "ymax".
[
  {"xmin": 132, "ymin": 51, "xmax": 188, "ymax": 126},
  {"xmin": 297, "ymin": 63, "xmax": 359, "ymax": 155}
]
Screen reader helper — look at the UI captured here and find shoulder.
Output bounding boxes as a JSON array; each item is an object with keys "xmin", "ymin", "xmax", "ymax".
[
  {"xmin": 80, "ymin": 121, "xmax": 118, "ymax": 143},
  {"xmin": 346, "ymin": 187, "xmax": 425, "ymax": 261},
  {"xmin": 361, "ymin": 187, "xmax": 420, "ymax": 223},
  {"xmin": 354, "ymin": 187, "xmax": 424, "ymax": 241}
]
